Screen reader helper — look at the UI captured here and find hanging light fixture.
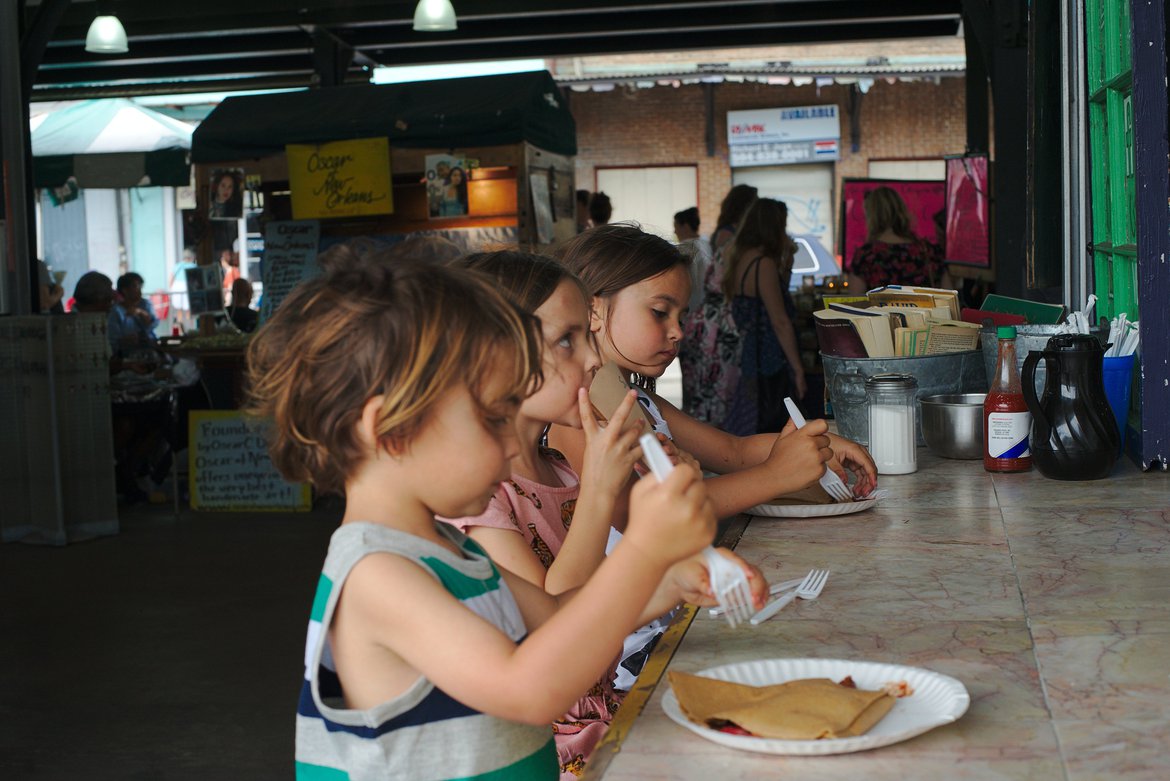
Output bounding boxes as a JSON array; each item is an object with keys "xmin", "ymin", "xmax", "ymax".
[
  {"xmin": 413, "ymin": 0, "xmax": 457, "ymax": 32},
  {"xmin": 85, "ymin": 13, "xmax": 128, "ymax": 54}
]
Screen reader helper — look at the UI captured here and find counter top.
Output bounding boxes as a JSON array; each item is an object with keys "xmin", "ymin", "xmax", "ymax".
[{"xmin": 587, "ymin": 451, "xmax": 1169, "ymax": 780}]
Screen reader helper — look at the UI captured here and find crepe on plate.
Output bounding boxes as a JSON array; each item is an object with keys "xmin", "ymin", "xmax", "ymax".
[{"xmin": 668, "ymin": 671, "xmax": 895, "ymax": 740}]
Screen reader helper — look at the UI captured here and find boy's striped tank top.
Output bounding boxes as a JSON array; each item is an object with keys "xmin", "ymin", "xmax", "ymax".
[{"xmin": 295, "ymin": 522, "xmax": 557, "ymax": 780}]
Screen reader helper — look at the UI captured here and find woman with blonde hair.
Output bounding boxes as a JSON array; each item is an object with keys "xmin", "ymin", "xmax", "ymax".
[
  {"xmin": 719, "ymin": 198, "xmax": 804, "ymax": 434},
  {"xmin": 846, "ymin": 186, "xmax": 942, "ymax": 290}
]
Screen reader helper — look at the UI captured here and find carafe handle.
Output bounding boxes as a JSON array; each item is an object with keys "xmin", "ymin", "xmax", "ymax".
[{"xmin": 1021, "ymin": 351, "xmax": 1049, "ymax": 430}]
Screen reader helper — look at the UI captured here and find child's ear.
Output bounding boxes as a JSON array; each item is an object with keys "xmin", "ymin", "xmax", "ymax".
[
  {"xmin": 358, "ymin": 395, "xmax": 391, "ymax": 452},
  {"xmin": 589, "ymin": 295, "xmax": 605, "ymax": 333}
]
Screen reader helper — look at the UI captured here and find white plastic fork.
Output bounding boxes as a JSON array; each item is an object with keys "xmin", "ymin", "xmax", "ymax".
[
  {"xmin": 749, "ymin": 568, "xmax": 829, "ymax": 625},
  {"xmin": 639, "ymin": 433, "xmax": 754, "ymax": 628},
  {"xmin": 783, "ymin": 398, "xmax": 853, "ymax": 502}
]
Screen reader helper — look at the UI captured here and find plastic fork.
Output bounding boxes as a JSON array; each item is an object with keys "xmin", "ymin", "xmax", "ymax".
[
  {"xmin": 749, "ymin": 568, "xmax": 829, "ymax": 625},
  {"xmin": 639, "ymin": 433, "xmax": 754, "ymax": 627},
  {"xmin": 783, "ymin": 398, "xmax": 853, "ymax": 502}
]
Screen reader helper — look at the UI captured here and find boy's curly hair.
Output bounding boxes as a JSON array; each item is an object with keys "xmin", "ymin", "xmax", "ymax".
[{"xmin": 245, "ymin": 245, "xmax": 542, "ymax": 495}]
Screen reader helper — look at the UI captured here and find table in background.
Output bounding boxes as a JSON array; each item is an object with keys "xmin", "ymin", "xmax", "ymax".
[{"xmin": 587, "ymin": 450, "xmax": 1170, "ymax": 780}]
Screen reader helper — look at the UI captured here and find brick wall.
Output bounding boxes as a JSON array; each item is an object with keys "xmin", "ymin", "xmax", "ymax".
[{"xmin": 569, "ymin": 77, "xmax": 968, "ymax": 250}]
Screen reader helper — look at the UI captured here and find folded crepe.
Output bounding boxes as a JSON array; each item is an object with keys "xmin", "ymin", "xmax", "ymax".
[
  {"xmin": 766, "ymin": 483, "xmax": 837, "ymax": 506},
  {"xmin": 669, "ymin": 671, "xmax": 895, "ymax": 740}
]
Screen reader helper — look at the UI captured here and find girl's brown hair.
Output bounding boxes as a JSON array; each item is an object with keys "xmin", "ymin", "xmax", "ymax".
[
  {"xmin": 864, "ymin": 186, "xmax": 914, "ymax": 241},
  {"xmin": 245, "ymin": 245, "xmax": 542, "ymax": 495},
  {"xmin": 556, "ymin": 223, "xmax": 689, "ymax": 391},
  {"xmin": 454, "ymin": 250, "xmax": 586, "ymax": 316},
  {"xmin": 723, "ymin": 198, "xmax": 797, "ymax": 297},
  {"xmin": 711, "ymin": 184, "xmax": 759, "ymax": 250}
]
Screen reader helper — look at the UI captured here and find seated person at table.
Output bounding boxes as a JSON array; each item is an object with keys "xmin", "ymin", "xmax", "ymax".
[
  {"xmin": 228, "ymin": 278, "xmax": 259, "ymax": 333},
  {"xmin": 109, "ymin": 272, "xmax": 160, "ymax": 364},
  {"xmin": 246, "ymin": 250, "xmax": 748, "ymax": 780},
  {"xmin": 72, "ymin": 271, "xmax": 115, "ymax": 317}
]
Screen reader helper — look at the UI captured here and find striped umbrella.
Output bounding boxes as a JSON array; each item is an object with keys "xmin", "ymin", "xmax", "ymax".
[{"xmin": 30, "ymin": 98, "xmax": 194, "ymax": 188}]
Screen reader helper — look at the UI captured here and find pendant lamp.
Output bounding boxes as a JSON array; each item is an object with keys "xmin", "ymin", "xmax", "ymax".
[
  {"xmin": 413, "ymin": 0, "xmax": 457, "ymax": 31},
  {"xmin": 85, "ymin": 14, "xmax": 128, "ymax": 53}
]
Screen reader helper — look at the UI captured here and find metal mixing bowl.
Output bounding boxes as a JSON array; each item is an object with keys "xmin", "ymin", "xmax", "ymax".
[{"xmin": 919, "ymin": 393, "xmax": 987, "ymax": 459}]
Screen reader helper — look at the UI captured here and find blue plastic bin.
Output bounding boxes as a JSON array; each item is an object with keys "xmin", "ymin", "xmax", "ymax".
[{"xmin": 1102, "ymin": 354, "xmax": 1135, "ymax": 451}]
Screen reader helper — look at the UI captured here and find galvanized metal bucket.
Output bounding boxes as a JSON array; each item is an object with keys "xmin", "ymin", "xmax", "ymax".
[
  {"xmin": 822, "ymin": 351, "xmax": 988, "ymax": 446},
  {"xmin": 979, "ymin": 325, "xmax": 1108, "ymax": 397}
]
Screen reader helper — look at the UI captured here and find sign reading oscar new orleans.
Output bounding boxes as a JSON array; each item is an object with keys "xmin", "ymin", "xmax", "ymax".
[
  {"xmin": 727, "ymin": 105, "xmax": 841, "ymax": 167},
  {"xmin": 286, "ymin": 137, "xmax": 393, "ymax": 220}
]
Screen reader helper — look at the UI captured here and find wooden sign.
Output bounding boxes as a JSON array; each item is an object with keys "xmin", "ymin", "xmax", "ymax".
[
  {"xmin": 286, "ymin": 137, "xmax": 393, "ymax": 220},
  {"xmin": 188, "ymin": 411, "xmax": 311, "ymax": 511}
]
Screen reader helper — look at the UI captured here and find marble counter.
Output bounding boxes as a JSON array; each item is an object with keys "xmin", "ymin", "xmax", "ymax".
[{"xmin": 587, "ymin": 451, "xmax": 1169, "ymax": 781}]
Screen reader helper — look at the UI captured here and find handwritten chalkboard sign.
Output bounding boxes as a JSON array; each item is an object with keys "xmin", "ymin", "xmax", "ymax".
[
  {"xmin": 188, "ymin": 411, "xmax": 311, "ymax": 511},
  {"xmin": 259, "ymin": 220, "xmax": 320, "ymax": 324}
]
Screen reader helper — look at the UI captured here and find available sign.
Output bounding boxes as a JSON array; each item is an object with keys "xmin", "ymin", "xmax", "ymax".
[
  {"xmin": 287, "ymin": 137, "xmax": 393, "ymax": 220},
  {"xmin": 189, "ymin": 411, "xmax": 311, "ymax": 511},
  {"xmin": 727, "ymin": 105, "xmax": 841, "ymax": 167}
]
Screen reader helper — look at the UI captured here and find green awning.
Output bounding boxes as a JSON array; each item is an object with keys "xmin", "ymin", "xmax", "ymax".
[{"xmin": 191, "ymin": 71, "xmax": 576, "ymax": 162}]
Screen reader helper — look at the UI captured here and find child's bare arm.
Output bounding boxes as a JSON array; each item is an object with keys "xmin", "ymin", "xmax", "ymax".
[{"xmin": 348, "ymin": 464, "xmax": 714, "ymax": 726}]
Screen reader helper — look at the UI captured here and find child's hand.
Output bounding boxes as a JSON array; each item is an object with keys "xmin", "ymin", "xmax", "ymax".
[
  {"xmin": 667, "ymin": 548, "xmax": 769, "ymax": 609},
  {"xmin": 655, "ymin": 432, "xmax": 700, "ymax": 471},
  {"xmin": 578, "ymin": 388, "xmax": 644, "ymax": 502},
  {"xmin": 827, "ymin": 434, "xmax": 878, "ymax": 497},
  {"xmin": 764, "ymin": 417, "xmax": 832, "ymax": 490},
  {"xmin": 624, "ymin": 461, "xmax": 715, "ymax": 569}
]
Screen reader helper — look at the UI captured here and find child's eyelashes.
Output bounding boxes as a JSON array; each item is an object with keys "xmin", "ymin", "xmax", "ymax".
[{"xmin": 651, "ymin": 309, "xmax": 670, "ymax": 320}]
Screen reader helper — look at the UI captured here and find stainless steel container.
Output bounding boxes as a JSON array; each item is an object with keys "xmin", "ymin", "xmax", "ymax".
[
  {"xmin": 822, "ymin": 350, "xmax": 987, "ymax": 446},
  {"xmin": 920, "ymin": 393, "xmax": 987, "ymax": 459}
]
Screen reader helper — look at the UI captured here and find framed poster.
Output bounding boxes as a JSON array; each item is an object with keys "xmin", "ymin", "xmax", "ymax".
[
  {"xmin": 840, "ymin": 179, "xmax": 946, "ymax": 271},
  {"xmin": 425, "ymin": 153, "xmax": 471, "ymax": 219},
  {"xmin": 209, "ymin": 167, "xmax": 244, "ymax": 220},
  {"xmin": 944, "ymin": 155, "xmax": 991, "ymax": 267}
]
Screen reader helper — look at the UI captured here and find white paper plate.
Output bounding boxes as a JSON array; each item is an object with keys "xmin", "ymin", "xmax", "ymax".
[
  {"xmin": 748, "ymin": 496, "xmax": 879, "ymax": 518},
  {"xmin": 662, "ymin": 657, "xmax": 969, "ymax": 756}
]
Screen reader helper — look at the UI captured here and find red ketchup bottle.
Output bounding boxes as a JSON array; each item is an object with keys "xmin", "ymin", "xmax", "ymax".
[{"xmin": 984, "ymin": 326, "xmax": 1032, "ymax": 472}]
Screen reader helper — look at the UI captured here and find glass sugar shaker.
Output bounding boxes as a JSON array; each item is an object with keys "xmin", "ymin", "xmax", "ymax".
[{"xmin": 865, "ymin": 373, "xmax": 919, "ymax": 475}]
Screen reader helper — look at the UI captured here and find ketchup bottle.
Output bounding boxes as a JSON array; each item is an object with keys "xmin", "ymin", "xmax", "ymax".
[{"xmin": 984, "ymin": 326, "xmax": 1032, "ymax": 472}]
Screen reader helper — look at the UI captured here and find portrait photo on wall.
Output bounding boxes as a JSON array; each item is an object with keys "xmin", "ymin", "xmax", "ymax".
[
  {"xmin": 424, "ymin": 153, "xmax": 470, "ymax": 219},
  {"xmin": 209, "ymin": 167, "xmax": 244, "ymax": 220}
]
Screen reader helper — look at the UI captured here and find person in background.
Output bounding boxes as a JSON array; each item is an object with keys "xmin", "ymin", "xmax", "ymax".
[
  {"xmin": 719, "ymin": 198, "xmax": 804, "ymax": 433},
  {"xmin": 170, "ymin": 247, "xmax": 199, "ymax": 328},
  {"xmin": 109, "ymin": 272, "xmax": 159, "ymax": 358},
  {"xmin": 673, "ymin": 207, "xmax": 712, "ymax": 313},
  {"xmin": 588, "ymin": 191, "xmax": 612, "ymax": 227},
  {"xmin": 219, "ymin": 248, "xmax": 241, "ymax": 294},
  {"xmin": 37, "ymin": 259, "xmax": 65, "ymax": 314},
  {"xmin": 228, "ymin": 278, "xmax": 258, "ymax": 333},
  {"xmin": 845, "ymin": 186, "xmax": 943, "ymax": 291},
  {"xmin": 247, "ymin": 249, "xmax": 729, "ymax": 780},
  {"xmin": 710, "ymin": 184, "xmax": 758, "ymax": 254},
  {"xmin": 576, "ymin": 189, "xmax": 592, "ymax": 232},
  {"xmin": 71, "ymin": 271, "xmax": 115, "ymax": 315}
]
